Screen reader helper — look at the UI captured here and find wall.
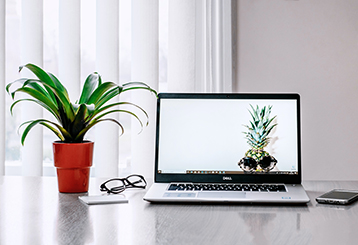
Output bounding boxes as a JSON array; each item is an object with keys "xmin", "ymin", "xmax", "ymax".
[{"xmin": 235, "ymin": 0, "xmax": 358, "ymax": 180}]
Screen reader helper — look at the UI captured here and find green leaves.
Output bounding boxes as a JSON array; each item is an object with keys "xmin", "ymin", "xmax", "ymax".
[
  {"xmin": 243, "ymin": 104, "xmax": 278, "ymax": 150},
  {"xmin": 6, "ymin": 63, "xmax": 157, "ymax": 145},
  {"xmin": 78, "ymin": 72, "xmax": 101, "ymax": 104},
  {"xmin": 19, "ymin": 119, "xmax": 71, "ymax": 145}
]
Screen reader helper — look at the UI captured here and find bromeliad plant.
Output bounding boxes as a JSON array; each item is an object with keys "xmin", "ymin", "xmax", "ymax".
[{"xmin": 6, "ymin": 63, "xmax": 157, "ymax": 145}]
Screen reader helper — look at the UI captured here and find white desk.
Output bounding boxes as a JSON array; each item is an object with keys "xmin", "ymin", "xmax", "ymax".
[{"xmin": 0, "ymin": 176, "xmax": 357, "ymax": 244}]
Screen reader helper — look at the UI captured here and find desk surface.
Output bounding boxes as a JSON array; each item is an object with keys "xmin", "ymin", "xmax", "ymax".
[{"xmin": 0, "ymin": 177, "xmax": 357, "ymax": 245}]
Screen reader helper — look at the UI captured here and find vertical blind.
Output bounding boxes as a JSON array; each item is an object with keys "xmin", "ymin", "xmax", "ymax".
[
  {"xmin": 95, "ymin": 0, "xmax": 120, "ymax": 177},
  {"xmin": 21, "ymin": 0, "xmax": 44, "ymax": 176},
  {"xmin": 131, "ymin": 0, "xmax": 159, "ymax": 178},
  {"xmin": 1, "ymin": 0, "xmax": 234, "ymax": 178},
  {"xmin": 0, "ymin": 0, "xmax": 5, "ymax": 175},
  {"xmin": 168, "ymin": 0, "xmax": 233, "ymax": 93}
]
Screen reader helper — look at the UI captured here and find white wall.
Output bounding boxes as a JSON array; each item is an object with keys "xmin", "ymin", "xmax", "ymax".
[{"xmin": 235, "ymin": 0, "xmax": 358, "ymax": 180}]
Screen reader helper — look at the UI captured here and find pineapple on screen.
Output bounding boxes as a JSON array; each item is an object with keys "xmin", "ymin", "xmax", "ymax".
[{"xmin": 239, "ymin": 104, "xmax": 278, "ymax": 172}]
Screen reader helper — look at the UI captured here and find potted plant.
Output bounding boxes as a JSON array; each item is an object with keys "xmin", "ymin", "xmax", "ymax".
[{"xmin": 6, "ymin": 63, "xmax": 157, "ymax": 193}]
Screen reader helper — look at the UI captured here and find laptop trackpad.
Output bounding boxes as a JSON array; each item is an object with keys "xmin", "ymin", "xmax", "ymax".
[{"xmin": 198, "ymin": 192, "xmax": 246, "ymax": 199}]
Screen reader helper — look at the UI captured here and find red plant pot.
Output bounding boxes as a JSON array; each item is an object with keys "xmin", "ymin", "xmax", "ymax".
[{"xmin": 53, "ymin": 141, "xmax": 94, "ymax": 193}]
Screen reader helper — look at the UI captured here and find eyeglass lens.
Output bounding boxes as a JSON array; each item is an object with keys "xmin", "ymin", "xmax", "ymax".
[
  {"xmin": 241, "ymin": 156, "xmax": 276, "ymax": 171},
  {"xmin": 126, "ymin": 175, "xmax": 146, "ymax": 188}
]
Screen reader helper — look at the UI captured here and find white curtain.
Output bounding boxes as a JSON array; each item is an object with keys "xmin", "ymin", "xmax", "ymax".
[{"xmin": 1, "ymin": 0, "xmax": 233, "ymax": 177}]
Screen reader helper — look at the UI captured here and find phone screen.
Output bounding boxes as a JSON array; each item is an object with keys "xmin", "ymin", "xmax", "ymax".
[
  {"xmin": 321, "ymin": 191, "xmax": 358, "ymax": 199},
  {"xmin": 316, "ymin": 190, "xmax": 358, "ymax": 205}
]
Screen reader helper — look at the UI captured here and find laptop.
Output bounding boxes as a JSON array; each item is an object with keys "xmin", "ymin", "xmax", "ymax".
[{"xmin": 143, "ymin": 93, "xmax": 310, "ymax": 204}]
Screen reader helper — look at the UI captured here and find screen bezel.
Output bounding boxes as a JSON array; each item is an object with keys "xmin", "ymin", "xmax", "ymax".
[{"xmin": 154, "ymin": 93, "xmax": 302, "ymax": 184}]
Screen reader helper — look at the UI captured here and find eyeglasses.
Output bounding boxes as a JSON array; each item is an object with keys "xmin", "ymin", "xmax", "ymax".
[
  {"xmin": 100, "ymin": 174, "xmax": 147, "ymax": 194},
  {"xmin": 239, "ymin": 156, "xmax": 277, "ymax": 172}
]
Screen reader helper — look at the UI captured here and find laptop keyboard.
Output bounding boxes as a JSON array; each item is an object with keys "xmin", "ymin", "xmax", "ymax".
[{"xmin": 168, "ymin": 183, "xmax": 286, "ymax": 192}]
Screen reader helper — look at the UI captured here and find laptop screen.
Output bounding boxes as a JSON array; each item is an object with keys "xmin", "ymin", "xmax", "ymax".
[{"xmin": 155, "ymin": 93, "xmax": 301, "ymax": 184}]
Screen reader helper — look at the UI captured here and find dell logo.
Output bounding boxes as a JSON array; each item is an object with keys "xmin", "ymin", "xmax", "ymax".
[{"xmin": 223, "ymin": 176, "xmax": 232, "ymax": 181}]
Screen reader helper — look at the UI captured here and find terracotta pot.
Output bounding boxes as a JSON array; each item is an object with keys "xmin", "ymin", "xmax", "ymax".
[{"xmin": 53, "ymin": 141, "xmax": 94, "ymax": 193}]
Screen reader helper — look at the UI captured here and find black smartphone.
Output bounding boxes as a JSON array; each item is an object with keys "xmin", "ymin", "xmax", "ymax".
[{"xmin": 316, "ymin": 189, "xmax": 358, "ymax": 205}]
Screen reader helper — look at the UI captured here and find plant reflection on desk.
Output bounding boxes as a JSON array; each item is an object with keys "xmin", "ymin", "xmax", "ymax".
[
  {"xmin": 55, "ymin": 194, "xmax": 93, "ymax": 244},
  {"xmin": 240, "ymin": 213, "xmax": 276, "ymax": 244}
]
